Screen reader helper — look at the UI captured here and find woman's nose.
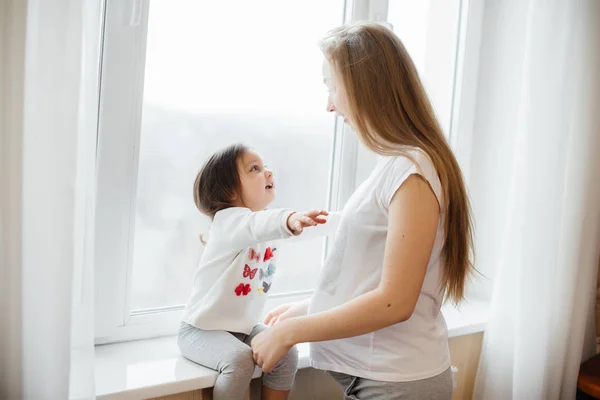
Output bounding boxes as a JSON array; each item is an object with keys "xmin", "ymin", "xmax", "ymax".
[
  {"xmin": 265, "ymin": 168, "xmax": 273, "ymax": 178},
  {"xmin": 327, "ymin": 99, "xmax": 336, "ymax": 113}
]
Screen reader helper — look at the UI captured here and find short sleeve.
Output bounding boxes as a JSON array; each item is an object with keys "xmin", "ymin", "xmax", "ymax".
[{"xmin": 378, "ymin": 150, "xmax": 443, "ymax": 211}]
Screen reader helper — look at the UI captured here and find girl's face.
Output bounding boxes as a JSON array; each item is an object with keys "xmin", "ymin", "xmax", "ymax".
[
  {"xmin": 322, "ymin": 59, "xmax": 352, "ymax": 127},
  {"xmin": 233, "ymin": 150, "xmax": 275, "ymax": 211}
]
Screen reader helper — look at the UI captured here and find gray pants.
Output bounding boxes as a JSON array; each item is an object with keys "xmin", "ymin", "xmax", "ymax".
[
  {"xmin": 329, "ymin": 368, "xmax": 453, "ymax": 400},
  {"xmin": 178, "ymin": 322, "xmax": 298, "ymax": 400}
]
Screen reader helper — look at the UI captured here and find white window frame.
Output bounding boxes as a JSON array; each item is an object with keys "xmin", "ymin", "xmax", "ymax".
[{"xmin": 94, "ymin": 0, "xmax": 481, "ymax": 344}]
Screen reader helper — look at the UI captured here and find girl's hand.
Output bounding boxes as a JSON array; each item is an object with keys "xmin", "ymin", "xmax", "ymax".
[
  {"xmin": 251, "ymin": 322, "xmax": 294, "ymax": 373},
  {"xmin": 264, "ymin": 299, "xmax": 310, "ymax": 326},
  {"xmin": 287, "ymin": 209, "xmax": 329, "ymax": 233}
]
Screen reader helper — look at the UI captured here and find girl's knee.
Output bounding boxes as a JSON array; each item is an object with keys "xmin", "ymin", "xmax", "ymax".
[
  {"xmin": 282, "ymin": 345, "xmax": 299, "ymax": 367},
  {"xmin": 274, "ymin": 345, "xmax": 299, "ymax": 373},
  {"xmin": 222, "ymin": 348, "xmax": 256, "ymax": 376},
  {"xmin": 263, "ymin": 346, "xmax": 298, "ymax": 391},
  {"xmin": 223, "ymin": 347, "xmax": 256, "ymax": 374}
]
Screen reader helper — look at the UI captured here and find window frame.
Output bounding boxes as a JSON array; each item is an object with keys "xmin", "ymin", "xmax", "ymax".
[{"xmin": 94, "ymin": 0, "xmax": 482, "ymax": 344}]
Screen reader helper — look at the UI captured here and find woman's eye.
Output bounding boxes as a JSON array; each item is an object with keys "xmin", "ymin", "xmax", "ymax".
[{"xmin": 251, "ymin": 165, "xmax": 259, "ymax": 172}]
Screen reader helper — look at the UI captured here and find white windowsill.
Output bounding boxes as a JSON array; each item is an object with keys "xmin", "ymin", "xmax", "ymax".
[{"xmin": 94, "ymin": 300, "xmax": 489, "ymax": 399}]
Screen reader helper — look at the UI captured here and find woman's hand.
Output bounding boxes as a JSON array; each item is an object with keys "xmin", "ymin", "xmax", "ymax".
[
  {"xmin": 287, "ymin": 209, "xmax": 328, "ymax": 233},
  {"xmin": 251, "ymin": 321, "xmax": 294, "ymax": 373},
  {"xmin": 264, "ymin": 299, "xmax": 310, "ymax": 326}
]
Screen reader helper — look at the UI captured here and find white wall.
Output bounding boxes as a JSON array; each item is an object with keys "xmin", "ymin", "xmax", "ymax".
[
  {"xmin": 1, "ymin": 0, "xmax": 96, "ymax": 397},
  {"xmin": 0, "ymin": 1, "xmax": 27, "ymax": 398}
]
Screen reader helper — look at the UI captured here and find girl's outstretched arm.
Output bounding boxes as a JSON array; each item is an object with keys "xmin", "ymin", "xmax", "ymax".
[{"xmin": 213, "ymin": 207, "xmax": 329, "ymax": 249}]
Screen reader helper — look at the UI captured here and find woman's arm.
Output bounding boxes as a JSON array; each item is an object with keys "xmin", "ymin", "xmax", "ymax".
[{"xmin": 251, "ymin": 174, "xmax": 440, "ymax": 371}]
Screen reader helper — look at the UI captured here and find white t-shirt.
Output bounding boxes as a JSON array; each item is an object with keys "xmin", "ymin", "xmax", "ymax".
[
  {"xmin": 182, "ymin": 207, "xmax": 296, "ymax": 334},
  {"xmin": 309, "ymin": 149, "xmax": 451, "ymax": 382}
]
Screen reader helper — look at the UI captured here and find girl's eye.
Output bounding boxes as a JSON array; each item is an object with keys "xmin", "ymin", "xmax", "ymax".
[{"xmin": 251, "ymin": 165, "xmax": 259, "ymax": 172}]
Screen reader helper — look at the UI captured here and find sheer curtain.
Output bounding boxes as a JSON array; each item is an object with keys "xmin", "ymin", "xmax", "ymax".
[
  {"xmin": 0, "ymin": 0, "xmax": 102, "ymax": 399},
  {"xmin": 469, "ymin": 1, "xmax": 600, "ymax": 399}
]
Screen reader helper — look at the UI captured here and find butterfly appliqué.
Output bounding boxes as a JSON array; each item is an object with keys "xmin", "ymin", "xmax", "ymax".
[
  {"xmin": 262, "ymin": 281, "xmax": 271, "ymax": 293},
  {"xmin": 248, "ymin": 248, "xmax": 261, "ymax": 263},
  {"xmin": 234, "ymin": 283, "xmax": 251, "ymax": 296},
  {"xmin": 243, "ymin": 264, "xmax": 257, "ymax": 280},
  {"xmin": 263, "ymin": 247, "xmax": 275, "ymax": 262},
  {"xmin": 258, "ymin": 263, "xmax": 276, "ymax": 280},
  {"xmin": 258, "ymin": 281, "xmax": 272, "ymax": 295},
  {"xmin": 244, "ymin": 246, "xmax": 277, "ymax": 296}
]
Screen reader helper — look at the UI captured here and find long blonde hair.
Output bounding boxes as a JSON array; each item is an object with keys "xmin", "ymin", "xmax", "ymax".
[{"xmin": 320, "ymin": 22, "xmax": 475, "ymax": 305}]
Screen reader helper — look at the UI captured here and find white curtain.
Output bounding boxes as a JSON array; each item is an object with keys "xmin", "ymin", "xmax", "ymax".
[
  {"xmin": 471, "ymin": 1, "xmax": 600, "ymax": 399},
  {"xmin": 0, "ymin": 0, "xmax": 102, "ymax": 399}
]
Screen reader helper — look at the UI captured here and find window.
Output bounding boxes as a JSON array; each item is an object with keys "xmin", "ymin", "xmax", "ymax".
[
  {"xmin": 387, "ymin": 0, "xmax": 462, "ymax": 135},
  {"xmin": 131, "ymin": 0, "xmax": 344, "ymax": 310},
  {"xmin": 95, "ymin": 0, "xmax": 469, "ymax": 343}
]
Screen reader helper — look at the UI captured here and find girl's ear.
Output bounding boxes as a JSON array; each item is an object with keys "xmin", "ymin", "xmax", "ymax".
[{"xmin": 230, "ymin": 188, "xmax": 240, "ymax": 202}]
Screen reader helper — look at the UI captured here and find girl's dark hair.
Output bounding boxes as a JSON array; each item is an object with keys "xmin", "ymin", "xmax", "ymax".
[{"xmin": 193, "ymin": 143, "xmax": 248, "ymax": 218}]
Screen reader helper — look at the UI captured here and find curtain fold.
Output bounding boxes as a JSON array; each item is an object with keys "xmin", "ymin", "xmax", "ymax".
[{"xmin": 472, "ymin": 1, "xmax": 600, "ymax": 398}]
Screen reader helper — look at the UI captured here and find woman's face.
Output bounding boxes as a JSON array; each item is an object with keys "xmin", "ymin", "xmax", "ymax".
[{"xmin": 322, "ymin": 59, "xmax": 352, "ymax": 127}]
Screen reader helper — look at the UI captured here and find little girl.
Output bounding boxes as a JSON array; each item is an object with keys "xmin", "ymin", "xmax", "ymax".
[{"xmin": 179, "ymin": 143, "xmax": 328, "ymax": 400}]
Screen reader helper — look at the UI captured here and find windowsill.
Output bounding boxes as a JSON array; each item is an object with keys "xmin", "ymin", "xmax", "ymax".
[
  {"xmin": 94, "ymin": 300, "xmax": 489, "ymax": 399},
  {"xmin": 443, "ymin": 298, "xmax": 490, "ymax": 338}
]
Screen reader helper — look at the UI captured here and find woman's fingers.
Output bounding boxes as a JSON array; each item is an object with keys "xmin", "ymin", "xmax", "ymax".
[
  {"xmin": 264, "ymin": 308, "xmax": 284, "ymax": 325},
  {"xmin": 264, "ymin": 309, "xmax": 278, "ymax": 325},
  {"xmin": 264, "ymin": 303, "xmax": 295, "ymax": 325},
  {"xmin": 253, "ymin": 352, "xmax": 262, "ymax": 368},
  {"xmin": 264, "ymin": 363, "xmax": 275, "ymax": 373},
  {"xmin": 264, "ymin": 314, "xmax": 275, "ymax": 325}
]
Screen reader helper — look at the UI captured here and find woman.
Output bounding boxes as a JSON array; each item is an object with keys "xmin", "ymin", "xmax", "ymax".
[{"xmin": 252, "ymin": 22, "xmax": 475, "ymax": 399}]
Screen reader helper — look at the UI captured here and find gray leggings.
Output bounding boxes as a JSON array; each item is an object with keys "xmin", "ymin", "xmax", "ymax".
[
  {"xmin": 329, "ymin": 368, "xmax": 453, "ymax": 400},
  {"xmin": 178, "ymin": 322, "xmax": 298, "ymax": 399}
]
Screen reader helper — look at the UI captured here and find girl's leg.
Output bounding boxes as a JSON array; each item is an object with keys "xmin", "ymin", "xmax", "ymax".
[
  {"xmin": 245, "ymin": 324, "xmax": 298, "ymax": 400},
  {"xmin": 178, "ymin": 323, "xmax": 256, "ymax": 400}
]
